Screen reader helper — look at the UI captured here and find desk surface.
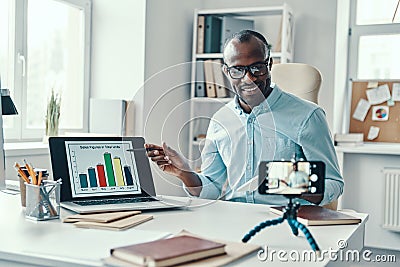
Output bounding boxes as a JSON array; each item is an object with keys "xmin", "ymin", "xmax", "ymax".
[{"xmin": 0, "ymin": 192, "xmax": 368, "ymax": 267}]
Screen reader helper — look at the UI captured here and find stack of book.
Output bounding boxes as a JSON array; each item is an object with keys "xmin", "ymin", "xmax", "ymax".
[
  {"xmin": 63, "ymin": 210, "xmax": 153, "ymax": 230},
  {"xmin": 105, "ymin": 233, "xmax": 260, "ymax": 267},
  {"xmin": 108, "ymin": 235, "xmax": 226, "ymax": 266},
  {"xmin": 334, "ymin": 133, "xmax": 364, "ymax": 146}
]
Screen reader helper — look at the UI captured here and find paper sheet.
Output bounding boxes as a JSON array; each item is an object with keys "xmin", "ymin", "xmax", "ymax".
[
  {"xmin": 387, "ymin": 98, "xmax": 395, "ymax": 106},
  {"xmin": 367, "ymin": 81, "xmax": 378, "ymax": 89},
  {"xmin": 392, "ymin": 83, "xmax": 400, "ymax": 101},
  {"xmin": 352, "ymin": 99, "xmax": 371, "ymax": 121},
  {"xmin": 366, "ymin": 84, "xmax": 391, "ymax": 105},
  {"xmin": 372, "ymin": 106, "xmax": 389, "ymax": 121},
  {"xmin": 367, "ymin": 126, "xmax": 380, "ymax": 140}
]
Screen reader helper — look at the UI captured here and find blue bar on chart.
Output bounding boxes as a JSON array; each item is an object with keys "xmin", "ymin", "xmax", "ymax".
[
  {"xmin": 123, "ymin": 166, "xmax": 134, "ymax": 186},
  {"xmin": 88, "ymin": 167, "xmax": 98, "ymax": 187},
  {"xmin": 79, "ymin": 173, "xmax": 88, "ymax": 188}
]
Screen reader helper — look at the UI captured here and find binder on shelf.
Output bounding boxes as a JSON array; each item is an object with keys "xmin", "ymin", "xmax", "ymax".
[
  {"xmin": 220, "ymin": 17, "xmax": 254, "ymax": 52},
  {"xmin": 204, "ymin": 59, "xmax": 216, "ymax": 97},
  {"xmin": 204, "ymin": 15, "xmax": 222, "ymax": 53},
  {"xmin": 197, "ymin": 15, "xmax": 205, "ymax": 54},
  {"xmin": 195, "ymin": 61, "xmax": 206, "ymax": 97},
  {"xmin": 212, "ymin": 59, "xmax": 228, "ymax": 98},
  {"xmin": 274, "ymin": 17, "xmax": 283, "ymax": 53}
]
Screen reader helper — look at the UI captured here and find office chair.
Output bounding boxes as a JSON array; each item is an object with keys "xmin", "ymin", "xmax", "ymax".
[
  {"xmin": 271, "ymin": 63, "xmax": 338, "ymax": 211},
  {"xmin": 271, "ymin": 63, "xmax": 321, "ymax": 103}
]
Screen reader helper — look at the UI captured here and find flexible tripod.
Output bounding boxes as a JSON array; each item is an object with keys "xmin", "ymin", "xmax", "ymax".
[{"xmin": 242, "ymin": 197, "xmax": 320, "ymax": 251}]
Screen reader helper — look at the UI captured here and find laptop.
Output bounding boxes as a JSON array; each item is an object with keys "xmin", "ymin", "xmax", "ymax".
[{"xmin": 49, "ymin": 136, "xmax": 190, "ymax": 214}]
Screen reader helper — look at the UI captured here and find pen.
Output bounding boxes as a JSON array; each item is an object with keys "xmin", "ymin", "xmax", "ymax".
[{"xmin": 126, "ymin": 147, "xmax": 162, "ymax": 152}]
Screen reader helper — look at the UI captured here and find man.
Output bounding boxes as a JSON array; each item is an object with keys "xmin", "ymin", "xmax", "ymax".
[
  {"xmin": 146, "ymin": 30, "xmax": 343, "ymax": 206},
  {"xmin": 288, "ymin": 162, "xmax": 309, "ymax": 189}
]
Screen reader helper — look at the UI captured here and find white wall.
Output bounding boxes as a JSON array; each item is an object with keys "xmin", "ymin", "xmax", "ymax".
[{"xmin": 90, "ymin": 0, "xmax": 146, "ymax": 100}]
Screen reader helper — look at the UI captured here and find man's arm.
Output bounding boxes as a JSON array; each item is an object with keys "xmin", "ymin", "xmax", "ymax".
[
  {"xmin": 145, "ymin": 142, "xmax": 202, "ymax": 196},
  {"xmin": 298, "ymin": 108, "xmax": 344, "ymax": 206}
]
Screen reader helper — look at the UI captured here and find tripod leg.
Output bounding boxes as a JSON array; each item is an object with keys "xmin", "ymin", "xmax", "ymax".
[
  {"xmin": 242, "ymin": 217, "xmax": 284, "ymax": 243},
  {"xmin": 288, "ymin": 219, "xmax": 320, "ymax": 251},
  {"xmin": 287, "ymin": 219, "xmax": 299, "ymax": 236}
]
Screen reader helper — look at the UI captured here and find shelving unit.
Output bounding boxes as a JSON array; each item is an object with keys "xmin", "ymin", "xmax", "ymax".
[{"xmin": 188, "ymin": 5, "xmax": 294, "ymax": 171}]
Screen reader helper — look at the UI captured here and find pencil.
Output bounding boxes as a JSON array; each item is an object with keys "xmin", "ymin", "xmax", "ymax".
[
  {"xmin": 37, "ymin": 171, "xmax": 43, "ymax": 186},
  {"xmin": 25, "ymin": 163, "xmax": 37, "ymax": 185},
  {"xmin": 17, "ymin": 169, "xmax": 30, "ymax": 184}
]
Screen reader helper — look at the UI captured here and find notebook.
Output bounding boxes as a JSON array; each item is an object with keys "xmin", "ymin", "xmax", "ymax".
[
  {"xmin": 269, "ymin": 205, "xmax": 362, "ymax": 226},
  {"xmin": 49, "ymin": 136, "xmax": 190, "ymax": 214},
  {"xmin": 110, "ymin": 235, "xmax": 226, "ymax": 266}
]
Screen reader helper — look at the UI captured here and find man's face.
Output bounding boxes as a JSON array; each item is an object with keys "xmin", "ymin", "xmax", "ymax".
[{"xmin": 223, "ymin": 37, "xmax": 272, "ymax": 111}]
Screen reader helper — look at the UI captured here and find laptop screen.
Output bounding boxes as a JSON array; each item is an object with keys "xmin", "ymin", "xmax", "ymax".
[
  {"xmin": 49, "ymin": 136, "xmax": 156, "ymax": 202},
  {"xmin": 65, "ymin": 140, "xmax": 142, "ymax": 198}
]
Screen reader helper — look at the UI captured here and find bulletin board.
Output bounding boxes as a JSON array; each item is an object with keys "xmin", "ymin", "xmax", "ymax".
[{"xmin": 349, "ymin": 80, "xmax": 400, "ymax": 143}]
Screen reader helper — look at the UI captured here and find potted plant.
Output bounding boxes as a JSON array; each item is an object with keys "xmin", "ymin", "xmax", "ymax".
[{"xmin": 45, "ymin": 89, "xmax": 61, "ymax": 138}]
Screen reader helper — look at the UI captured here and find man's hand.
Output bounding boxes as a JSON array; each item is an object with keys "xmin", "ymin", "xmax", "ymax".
[
  {"xmin": 145, "ymin": 142, "xmax": 202, "ymax": 196},
  {"xmin": 145, "ymin": 142, "xmax": 192, "ymax": 176}
]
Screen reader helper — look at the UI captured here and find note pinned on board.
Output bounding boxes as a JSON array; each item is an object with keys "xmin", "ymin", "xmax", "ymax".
[
  {"xmin": 367, "ymin": 126, "xmax": 380, "ymax": 140},
  {"xmin": 372, "ymin": 106, "xmax": 389, "ymax": 121},
  {"xmin": 352, "ymin": 98, "xmax": 371, "ymax": 121},
  {"xmin": 367, "ymin": 81, "xmax": 379, "ymax": 88},
  {"xmin": 387, "ymin": 98, "xmax": 395, "ymax": 106},
  {"xmin": 366, "ymin": 84, "xmax": 391, "ymax": 105},
  {"xmin": 392, "ymin": 83, "xmax": 400, "ymax": 101}
]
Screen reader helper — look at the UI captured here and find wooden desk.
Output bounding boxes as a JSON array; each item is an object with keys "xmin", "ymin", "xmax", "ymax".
[{"xmin": 0, "ymin": 192, "xmax": 368, "ymax": 266}]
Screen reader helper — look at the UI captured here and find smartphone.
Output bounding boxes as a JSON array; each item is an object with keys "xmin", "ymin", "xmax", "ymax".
[{"xmin": 258, "ymin": 161, "xmax": 325, "ymax": 196}]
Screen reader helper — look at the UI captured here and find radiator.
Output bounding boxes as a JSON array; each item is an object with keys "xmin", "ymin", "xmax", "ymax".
[{"xmin": 383, "ymin": 168, "xmax": 400, "ymax": 232}]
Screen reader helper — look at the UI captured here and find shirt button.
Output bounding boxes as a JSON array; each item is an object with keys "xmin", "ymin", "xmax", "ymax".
[{"xmin": 247, "ymin": 165, "xmax": 251, "ymax": 170}]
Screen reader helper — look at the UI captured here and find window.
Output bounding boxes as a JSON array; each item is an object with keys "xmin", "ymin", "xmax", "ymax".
[
  {"xmin": 348, "ymin": 0, "xmax": 400, "ymax": 80},
  {"xmin": 2, "ymin": 0, "xmax": 91, "ymax": 141}
]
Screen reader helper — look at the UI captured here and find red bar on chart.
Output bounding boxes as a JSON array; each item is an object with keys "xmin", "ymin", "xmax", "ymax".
[{"xmin": 96, "ymin": 164, "xmax": 107, "ymax": 187}]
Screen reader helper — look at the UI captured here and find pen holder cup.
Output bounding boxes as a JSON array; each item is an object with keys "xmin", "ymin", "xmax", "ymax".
[
  {"xmin": 18, "ymin": 168, "xmax": 49, "ymax": 207},
  {"xmin": 25, "ymin": 180, "xmax": 61, "ymax": 221}
]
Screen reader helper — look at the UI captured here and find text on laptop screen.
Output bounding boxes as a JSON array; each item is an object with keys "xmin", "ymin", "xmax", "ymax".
[{"xmin": 65, "ymin": 141, "xmax": 142, "ymax": 198}]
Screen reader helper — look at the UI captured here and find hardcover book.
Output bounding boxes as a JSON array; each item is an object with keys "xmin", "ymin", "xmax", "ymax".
[
  {"xmin": 270, "ymin": 205, "xmax": 361, "ymax": 226},
  {"xmin": 110, "ymin": 235, "xmax": 226, "ymax": 267}
]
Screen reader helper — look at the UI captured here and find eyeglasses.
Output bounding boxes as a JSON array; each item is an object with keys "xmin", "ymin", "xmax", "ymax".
[{"xmin": 225, "ymin": 60, "xmax": 270, "ymax": 79}]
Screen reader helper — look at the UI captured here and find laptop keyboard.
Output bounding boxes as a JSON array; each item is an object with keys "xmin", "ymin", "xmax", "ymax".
[{"xmin": 73, "ymin": 197, "xmax": 157, "ymax": 206}]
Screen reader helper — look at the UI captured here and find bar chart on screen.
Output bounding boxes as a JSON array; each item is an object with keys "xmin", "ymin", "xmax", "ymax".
[{"xmin": 65, "ymin": 141, "xmax": 141, "ymax": 197}]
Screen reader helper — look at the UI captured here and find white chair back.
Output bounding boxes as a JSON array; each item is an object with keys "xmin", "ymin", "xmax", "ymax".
[{"xmin": 271, "ymin": 63, "xmax": 322, "ymax": 104}]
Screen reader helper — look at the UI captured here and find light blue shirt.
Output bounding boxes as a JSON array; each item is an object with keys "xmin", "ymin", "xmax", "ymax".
[{"xmin": 189, "ymin": 85, "xmax": 343, "ymax": 206}]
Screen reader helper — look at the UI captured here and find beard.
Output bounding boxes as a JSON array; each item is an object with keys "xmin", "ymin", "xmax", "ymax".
[{"xmin": 235, "ymin": 74, "xmax": 272, "ymax": 110}]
